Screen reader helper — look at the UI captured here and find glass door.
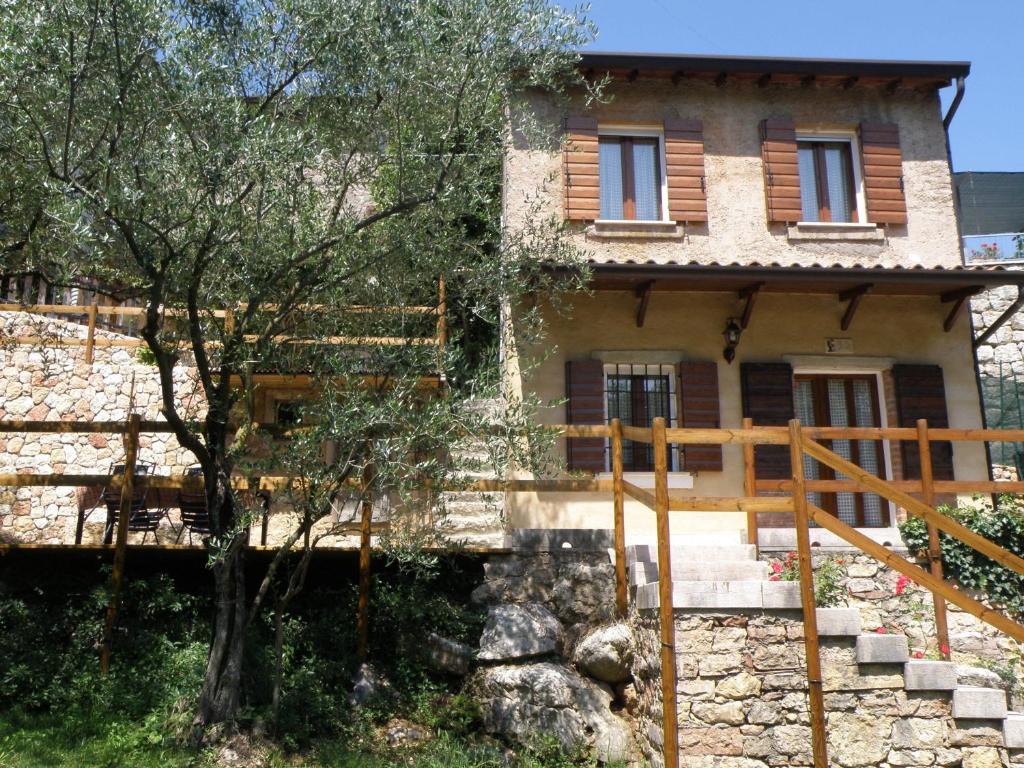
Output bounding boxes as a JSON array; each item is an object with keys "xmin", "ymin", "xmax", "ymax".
[{"xmin": 793, "ymin": 374, "xmax": 890, "ymax": 527}]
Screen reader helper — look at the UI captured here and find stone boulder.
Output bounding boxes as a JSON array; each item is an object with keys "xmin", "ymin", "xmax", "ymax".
[
  {"xmin": 473, "ymin": 662, "xmax": 632, "ymax": 763},
  {"xmin": 573, "ymin": 623, "xmax": 633, "ymax": 684},
  {"xmin": 348, "ymin": 663, "xmax": 394, "ymax": 707},
  {"xmin": 957, "ymin": 664, "xmax": 1008, "ymax": 690},
  {"xmin": 425, "ymin": 632, "xmax": 473, "ymax": 676},
  {"xmin": 478, "ymin": 603, "xmax": 563, "ymax": 662},
  {"xmin": 552, "ymin": 561, "xmax": 616, "ymax": 625}
]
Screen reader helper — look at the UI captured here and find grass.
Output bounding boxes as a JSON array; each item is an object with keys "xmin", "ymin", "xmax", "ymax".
[{"xmin": 0, "ymin": 711, "xmax": 606, "ymax": 768}]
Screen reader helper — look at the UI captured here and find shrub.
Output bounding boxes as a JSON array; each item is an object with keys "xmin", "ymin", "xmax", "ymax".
[
  {"xmin": 769, "ymin": 551, "xmax": 844, "ymax": 607},
  {"xmin": 899, "ymin": 497, "xmax": 1024, "ymax": 618}
]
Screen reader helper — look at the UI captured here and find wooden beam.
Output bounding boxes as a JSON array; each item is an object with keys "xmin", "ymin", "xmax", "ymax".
[
  {"xmin": 611, "ymin": 419, "xmax": 627, "ymax": 618},
  {"xmin": 803, "ymin": 437, "xmax": 1024, "ymax": 577},
  {"xmin": 943, "ymin": 295, "xmax": 968, "ymax": 332},
  {"xmin": 636, "ymin": 280, "xmax": 655, "ymax": 327},
  {"xmin": 808, "ymin": 504, "xmax": 1024, "ymax": 644},
  {"xmin": 742, "ymin": 417, "xmax": 758, "ymax": 553},
  {"xmin": 789, "ymin": 421, "xmax": 829, "ymax": 768},
  {"xmin": 917, "ymin": 419, "xmax": 951, "ymax": 659},
  {"xmin": 653, "ymin": 418, "xmax": 679, "ymax": 768},
  {"xmin": 940, "ymin": 285, "xmax": 983, "ymax": 303},
  {"xmin": 667, "ymin": 496, "xmax": 793, "ymax": 513},
  {"xmin": 839, "ymin": 284, "xmax": 872, "ymax": 331},
  {"xmin": 739, "ymin": 282, "xmax": 763, "ymax": 329}
]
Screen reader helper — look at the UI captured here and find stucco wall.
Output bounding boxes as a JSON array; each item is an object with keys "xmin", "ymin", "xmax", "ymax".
[
  {"xmin": 505, "ymin": 78, "xmax": 960, "ymax": 269},
  {"xmin": 506, "ymin": 291, "xmax": 988, "ymax": 534}
]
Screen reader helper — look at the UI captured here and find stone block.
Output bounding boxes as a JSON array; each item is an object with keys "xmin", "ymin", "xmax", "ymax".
[
  {"xmin": 953, "ymin": 687, "xmax": 1008, "ymax": 720},
  {"xmin": 1005, "ymin": 713, "xmax": 1024, "ymax": 749},
  {"xmin": 892, "ymin": 718, "xmax": 948, "ymax": 750},
  {"xmin": 904, "ymin": 660, "xmax": 959, "ymax": 691},
  {"xmin": 815, "ymin": 607, "xmax": 862, "ymax": 636},
  {"xmin": 762, "ymin": 581, "xmax": 802, "ymax": 609},
  {"xmin": 855, "ymin": 633, "xmax": 909, "ymax": 664}
]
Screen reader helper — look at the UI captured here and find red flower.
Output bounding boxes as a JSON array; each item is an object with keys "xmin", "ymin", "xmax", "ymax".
[
  {"xmin": 895, "ymin": 575, "xmax": 911, "ymax": 596},
  {"xmin": 875, "ymin": 626, "xmax": 887, "ymax": 634},
  {"xmin": 940, "ymin": 643, "xmax": 950, "ymax": 656},
  {"xmin": 771, "ymin": 561, "xmax": 784, "ymax": 574},
  {"xmin": 769, "ymin": 574, "xmax": 781, "ymax": 582},
  {"xmin": 913, "ymin": 650, "xmax": 924, "ymax": 659}
]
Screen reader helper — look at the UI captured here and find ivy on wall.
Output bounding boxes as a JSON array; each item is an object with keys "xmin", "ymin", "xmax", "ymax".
[{"xmin": 899, "ymin": 497, "xmax": 1024, "ymax": 618}]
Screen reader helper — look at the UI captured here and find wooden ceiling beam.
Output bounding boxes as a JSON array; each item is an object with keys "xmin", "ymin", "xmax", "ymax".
[
  {"xmin": 738, "ymin": 282, "xmax": 764, "ymax": 329},
  {"xmin": 940, "ymin": 285, "xmax": 983, "ymax": 303},
  {"xmin": 940, "ymin": 285, "xmax": 982, "ymax": 333},
  {"xmin": 839, "ymin": 284, "xmax": 872, "ymax": 331},
  {"xmin": 636, "ymin": 280, "xmax": 655, "ymax": 327}
]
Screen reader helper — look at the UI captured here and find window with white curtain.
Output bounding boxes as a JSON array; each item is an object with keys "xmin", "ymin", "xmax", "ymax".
[
  {"xmin": 796, "ymin": 135, "xmax": 862, "ymax": 224},
  {"xmin": 598, "ymin": 132, "xmax": 664, "ymax": 221}
]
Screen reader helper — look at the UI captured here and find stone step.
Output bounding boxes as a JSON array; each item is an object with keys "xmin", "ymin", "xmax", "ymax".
[
  {"xmin": 904, "ymin": 660, "xmax": 959, "ymax": 691},
  {"xmin": 1004, "ymin": 713, "xmax": 1024, "ymax": 748},
  {"xmin": 626, "ymin": 531, "xmax": 745, "ymax": 547},
  {"xmin": 629, "ymin": 559, "xmax": 769, "ymax": 585},
  {"xmin": 815, "ymin": 607, "xmax": 862, "ymax": 637},
  {"xmin": 855, "ymin": 634, "xmax": 909, "ymax": 664},
  {"xmin": 634, "ymin": 579, "xmax": 801, "ymax": 610},
  {"xmin": 952, "ymin": 686, "xmax": 1008, "ymax": 720},
  {"xmin": 627, "ymin": 543, "xmax": 758, "ymax": 566}
]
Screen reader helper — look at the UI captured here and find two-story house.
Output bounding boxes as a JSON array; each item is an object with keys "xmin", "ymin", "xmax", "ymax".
[{"xmin": 501, "ymin": 52, "xmax": 1024, "ymax": 548}]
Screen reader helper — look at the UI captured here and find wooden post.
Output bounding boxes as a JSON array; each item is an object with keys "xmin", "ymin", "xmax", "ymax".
[
  {"xmin": 355, "ymin": 463, "xmax": 375, "ymax": 661},
  {"xmin": 224, "ymin": 307, "xmax": 235, "ymax": 337},
  {"xmin": 788, "ymin": 419, "xmax": 828, "ymax": 768},
  {"xmin": 652, "ymin": 417, "xmax": 679, "ymax": 768},
  {"xmin": 611, "ymin": 418, "xmax": 628, "ymax": 617},
  {"xmin": 84, "ymin": 301, "xmax": 98, "ymax": 364},
  {"xmin": 742, "ymin": 417, "xmax": 758, "ymax": 553},
  {"xmin": 917, "ymin": 418, "xmax": 951, "ymax": 659},
  {"xmin": 99, "ymin": 413, "xmax": 140, "ymax": 674}
]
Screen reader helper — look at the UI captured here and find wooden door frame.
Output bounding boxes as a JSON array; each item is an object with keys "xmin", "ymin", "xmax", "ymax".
[{"xmin": 794, "ymin": 372, "xmax": 891, "ymax": 526}]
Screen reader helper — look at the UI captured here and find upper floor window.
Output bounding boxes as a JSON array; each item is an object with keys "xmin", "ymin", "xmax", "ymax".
[
  {"xmin": 796, "ymin": 135, "xmax": 864, "ymax": 224},
  {"xmin": 599, "ymin": 130, "xmax": 665, "ymax": 221}
]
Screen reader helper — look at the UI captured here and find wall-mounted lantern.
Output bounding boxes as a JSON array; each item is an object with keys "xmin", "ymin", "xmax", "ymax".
[{"xmin": 722, "ymin": 317, "xmax": 742, "ymax": 364}]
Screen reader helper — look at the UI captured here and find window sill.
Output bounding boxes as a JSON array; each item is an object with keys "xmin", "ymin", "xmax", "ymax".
[
  {"xmin": 596, "ymin": 471, "xmax": 694, "ymax": 490},
  {"xmin": 787, "ymin": 222, "xmax": 886, "ymax": 242},
  {"xmin": 587, "ymin": 220, "xmax": 684, "ymax": 240}
]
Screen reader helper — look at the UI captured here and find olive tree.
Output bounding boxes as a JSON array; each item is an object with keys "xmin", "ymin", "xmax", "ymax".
[{"xmin": 0, "ymin": 0, "xmax": 593, "ymax": 730}]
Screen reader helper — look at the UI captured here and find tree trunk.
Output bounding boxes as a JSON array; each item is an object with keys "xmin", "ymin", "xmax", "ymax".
[
  {"xmin": 271, "ymin": 607, "xmax": 285, "ymax": 733},
  {"xmin": 194, "ymin": 537, "xmax": 248, "ymax": 732}
]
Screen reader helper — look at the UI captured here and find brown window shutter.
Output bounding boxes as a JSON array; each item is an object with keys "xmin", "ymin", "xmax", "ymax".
[
  {"xmin": 664, "ymin": 118, "xmax": 707, "ymax": 223},
  {"xmin": 760, "ymin": 118, "xmax": 801, "ymax": 224},
  {"xmin": 740, "ymin": 362, "xmax": 795, "ymax": 479},
  {"xmin": 565, "ymin": 359, "xmax": 606, "ymax": 473},
  {"xmin": 678, "ymin": 361, "xmax": 722, "ymax": 471},
  {"xmin": 859, "ymin": 122, "xmax": 907, "ymax": 225},
  {"xmin": 891, "ymin": 364, "xmax": 953, "ymax": 480},
  {"xmin": 563, "ymin": 116, "xmax": 599, "ymax": 222}
]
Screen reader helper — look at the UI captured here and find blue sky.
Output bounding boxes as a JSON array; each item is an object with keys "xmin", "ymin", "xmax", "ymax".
[{"xmin": 563, "ymin": 0, "xmax": 1024, "ymax": 171}]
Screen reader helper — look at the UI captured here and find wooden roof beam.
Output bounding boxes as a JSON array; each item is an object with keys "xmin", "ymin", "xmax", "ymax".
[
  {"xmin": 839, "ymin": 284, "xmax": 872, "ymax": 331},
  {"xmin": 738, "ymin": 282, "xmax": 764, "ymax": 329},
  {"xmin": 636, "ymin": 280, "xmax": 655, "ymax": 327},
  {"xmin": 941, "ymin": 285, "xmax": 982, "ymax": 332}
]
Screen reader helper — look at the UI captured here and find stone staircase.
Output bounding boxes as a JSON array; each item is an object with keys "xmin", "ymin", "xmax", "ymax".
[
  {"xmin": 435, "ymin": 398, "xmax": 506, "ymax": 549},
  {"xmin": 628, "ymin": 532, "xmax": 1024, "ymax": 751}
]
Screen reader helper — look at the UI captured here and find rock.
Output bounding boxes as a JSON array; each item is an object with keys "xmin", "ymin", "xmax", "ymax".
[
  {"xmin": 962, "ymin": 747, "xmax": 1004, "ymax": 768},
  {"xmin": 384, "ymin": 720, "xmax": 431, "ymax": 748},
  {"xmin": 478, "ymin": 603, "xmax": 563, "ymax": 662},
  {"xmin": 715, "ymin": 671, "xmax": 762, "ymax": 700},
  {"xmin": 847, "ymin": 562, "xmax": 879, "ymax": 578},
  {"xmin": 887, "ymin": 749, "xmax": 937, "ymax": 766},
  {"xmin": 691, "ymin": 701, "xmax": 746, "ymax": 726},
  {"xmin": 551, "ymin": 561, "xmax": 616, "ymax": 625},
  {"xmin": 957, "ymin": 664, "xmax": 1008, "ymax": 690},
  {"xmin": 826, "ymin": 712, "xmax": 892, "ymax": 767},
  {"xmin": 573, "ymin": 623, "xmax": 633, "ymax": 684},
  {"xmin": 771, "ymin": 724, "xmax": 813, "ymax": 758},
  {"xmin": 473, "ymin": 662, "xmax": 632, "ymax": 763},
  {"xmin": 747, "ymin": 701, "xmax": 783, "ymax": 725},
  {"xmin": 348, "ymin": 663, "xmax": 393, "ymax": 707},
  {"xmin": 892, "ymin": 718, "xmax": 948, "ymax": 750},
  {"xmin": 425, "ymin": 632, "xmax": 473, "ymax": 676}
]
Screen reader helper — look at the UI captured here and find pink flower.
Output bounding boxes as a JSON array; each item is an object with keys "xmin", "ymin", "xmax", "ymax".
[
  {"xmin": 913, "ymin": 650, "xmax": 924, "ymax": 659},
  {"xmin": 940, "ymin": 643, "xmax": 950, "ymax": 656},
  {"xmin": 895, "ymin": 575, "xmax": 911, "ymax": 596},
  {"xmin": 769, "ymin": 574, "xmax": 781, "ymax": 582},
  {"xmin": 771, "ymin": 561, "xmax": 784, "ymax": 574},
  {"xmin": 875, "ymin": 627, "xmax": 887, "ymax": 634}
]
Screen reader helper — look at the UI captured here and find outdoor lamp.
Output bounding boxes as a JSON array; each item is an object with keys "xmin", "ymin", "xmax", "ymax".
[{"xmin": 722, "ymin": 317, "xmax": 742, "ymax": 364}]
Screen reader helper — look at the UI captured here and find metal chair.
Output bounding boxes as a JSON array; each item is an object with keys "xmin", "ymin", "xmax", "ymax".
[
  {"xmin": 178, "ymin": 466, "xmax": 212, "ymax": 540},
  {"xmin": 102, "ymin": 463, "xmax": 155, "ymax": 542}
]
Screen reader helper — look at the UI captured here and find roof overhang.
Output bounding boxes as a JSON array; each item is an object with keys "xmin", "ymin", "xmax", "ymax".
[
  {"xmin": 578, "ymin": 51, "xmax": 971, "ymax": 90},
  {"xmin": 548, "ymin": 262, "xmax": 1024, "ymax": 297}
]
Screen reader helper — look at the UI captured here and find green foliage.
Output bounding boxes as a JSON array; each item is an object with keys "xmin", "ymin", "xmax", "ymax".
[
  {"xmin": 899, "ymin": 497, "xmax": 1024, "ymax": 617},
  {"xmin": 769, "ymin": 551, "xmax": 845, "ymax": 607}
]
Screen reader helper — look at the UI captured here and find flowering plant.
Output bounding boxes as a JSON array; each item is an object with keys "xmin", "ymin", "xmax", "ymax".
[{"xmin": 767, "ymin": 551, "xmax": 844, "ymax": 607}]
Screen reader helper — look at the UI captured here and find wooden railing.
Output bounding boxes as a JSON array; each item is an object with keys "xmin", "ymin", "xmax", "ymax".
[
  {"xmin": 0, "ymin": 296, "xmax": 445, "ymax": 364},
  {"xmin": 5, "ymin": 417, "xmax": 1024, "ymax": 768}
]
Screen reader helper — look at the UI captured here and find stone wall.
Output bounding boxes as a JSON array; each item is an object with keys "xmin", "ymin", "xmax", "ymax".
[{"xmin": 0, "ymin": 311, "xmax": 205, "ymax": 544}]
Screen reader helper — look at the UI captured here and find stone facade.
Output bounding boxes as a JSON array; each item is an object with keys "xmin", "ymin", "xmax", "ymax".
[{"xmin": 0, "ymin": 312, "xmax": 204, "ymax": 544}]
